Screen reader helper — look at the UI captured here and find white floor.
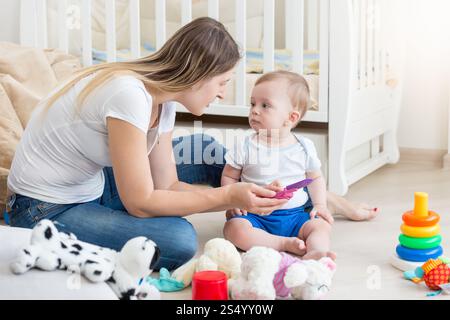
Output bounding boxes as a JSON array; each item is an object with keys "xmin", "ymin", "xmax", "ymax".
[{"xmin": 162, "ymin": 158, "xmax": 450, "ymax": 300}]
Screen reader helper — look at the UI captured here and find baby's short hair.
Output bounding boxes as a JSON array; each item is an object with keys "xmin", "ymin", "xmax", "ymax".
[{"xmin": 255, "ymin": 71, "xmax": 311, "ymax": 122}]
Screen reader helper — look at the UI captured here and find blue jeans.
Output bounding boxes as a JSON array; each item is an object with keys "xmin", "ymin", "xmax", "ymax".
[{"xmin": 8, "ymin": 134, "xmax": 226, "ymax": 271}]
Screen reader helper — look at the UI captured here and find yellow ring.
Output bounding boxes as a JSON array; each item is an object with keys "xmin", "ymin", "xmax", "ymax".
[{"xmin": 400, "ymin": 224, "xmax": 440, "ymax": 238}]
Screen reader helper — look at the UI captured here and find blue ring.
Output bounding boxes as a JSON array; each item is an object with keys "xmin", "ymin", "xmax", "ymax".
[{"xmin": 396, "ymin": 245, "xmax": 443, "ymax": 262}]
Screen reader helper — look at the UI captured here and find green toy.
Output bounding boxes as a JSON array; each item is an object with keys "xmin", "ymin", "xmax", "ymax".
[{"xmin": 145, "ymin": 268, "xmax": 185, "ymax": 292}]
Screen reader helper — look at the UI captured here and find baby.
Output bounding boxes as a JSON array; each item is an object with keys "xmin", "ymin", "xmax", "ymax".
[{"xmin": 222, "ymin": 71, "xmax": 336, "ymax": 260}]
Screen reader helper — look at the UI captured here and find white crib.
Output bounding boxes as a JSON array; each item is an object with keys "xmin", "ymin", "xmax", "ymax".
[{"xmin": 18, "ymin": 0, "xmax": 403, "ymax": 195}]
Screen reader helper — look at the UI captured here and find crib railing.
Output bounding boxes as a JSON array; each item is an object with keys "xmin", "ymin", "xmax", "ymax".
[{"xmin": 19, "ymin": 0, "xmax": 330, "ymax": 123}]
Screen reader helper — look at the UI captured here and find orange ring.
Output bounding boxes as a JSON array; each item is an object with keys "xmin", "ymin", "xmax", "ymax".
[{"xmin": 402, "ymin": 210, "xmax": 440, "ymax": 227}]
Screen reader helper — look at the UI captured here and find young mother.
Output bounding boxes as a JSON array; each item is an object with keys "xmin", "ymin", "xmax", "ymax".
[{"xmin": 7, "ymin": 18, "xmax": 377, "ymax": 270}]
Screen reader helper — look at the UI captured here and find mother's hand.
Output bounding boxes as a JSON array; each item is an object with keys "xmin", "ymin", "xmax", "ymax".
[{"xmin": 228, "ymin": 182, "xmax": 288, "ymax": 215}]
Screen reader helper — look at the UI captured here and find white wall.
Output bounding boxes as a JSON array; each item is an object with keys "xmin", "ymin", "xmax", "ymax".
[
  {"xmin": 0, "ymin": 0, "xmax": 20, "ymax": 43},
  {"xmin": 397, "ymin": 0, "xmax": 450, "ymax": 151}
]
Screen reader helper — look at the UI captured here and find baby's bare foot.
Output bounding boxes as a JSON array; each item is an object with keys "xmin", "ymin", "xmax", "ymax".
[
  {"xmin": 282, "ymin": 237, "xmax": 306, "ymax": 256},
  {"xmin": 303, "ymin": 250, "xmax": 337, "ymax": 261}
]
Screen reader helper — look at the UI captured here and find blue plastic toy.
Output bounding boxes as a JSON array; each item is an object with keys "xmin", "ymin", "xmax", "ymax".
[{"xmin": 396, "ymin": 244, "xmax": 443, "ymax": 262}]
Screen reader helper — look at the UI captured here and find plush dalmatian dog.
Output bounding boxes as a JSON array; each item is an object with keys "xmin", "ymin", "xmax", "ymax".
[
  {"xmin": 106, "ymin": 236, "xmax": 161, "ymax": 300},
  {"xmin": 10, "ymin": 219, "xmax": 161, "ymax": 300}
]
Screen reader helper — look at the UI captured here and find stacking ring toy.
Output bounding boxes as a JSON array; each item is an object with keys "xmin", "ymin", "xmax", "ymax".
[
  {"xmin": 400, "ymin": 223, "xmax": 440, "ymax": 238},
  {"xmin": 398, "ymin": 234, "xmax": 442, "ymax": 249},
  {"xmin": 402, "ymin": 210, "xmax": 440, "ymax": 227},
  {"xmin": 396, "ymin": 245, "xmax": 443, "ymax": 262}
]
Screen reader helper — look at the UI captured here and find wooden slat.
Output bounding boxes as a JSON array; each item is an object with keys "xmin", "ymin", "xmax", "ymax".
[
  {"xmin": 352, "ymin": 0, "xmax": 361, "ymax": 89},
  {"xmin": 36, "ymin": 0, "xmax": 47, "ymax": 48},
  {"xmin": 129, "ymin": 0, "xmax": 141, "ymax": 58},
  {"xmin": 208, "ymin": 0, "xmax": 219, "ymax": 20},
  {"xmin": 58, "ymin": 0, "xmax": 68, "ymax": 53},
  {"xmin": 181, "ymin": 0, "xmax": 192, "ymax": 26},
  {"xmin": 235, "ymin": 0, "xmax": 246, "ymax": 106},
  {"xmin": 285, "ymin": 0, "xmax": 304, "ymax": 74},
  {"xmin": 366, "ymin": 0, "xmax": 374, "ymax": 85},
  {"xmin": 359, "ymin": 0, "xmax": 367, "ymax": 87},
  {"xmin": 373, "ymin": 0, "xmax": 381, "ymax": 84},
  {"xmin": 263, "ymin": 0, "xmax": 275, "ymax": 73},
  {"xmin": 105, "ymin": 0, "xmax": 116, "ymax": 62},
  {"xmin": 318, "ymin": 0, "xmax": 329, "ymax": 116},
  {"xmin": 307, "ymin": 0, "xmax": 318, "ymax": 51},
  {"xmin": 155, "ymin": 0, "xmax": 166, "ymax": 50},
  {"xmin": 81, "ymin": 0, "xmax": 92, "ymax": 66},
  {"xmin": 380, "ymin": 0, "xmax": 387, "ymax": 83}
]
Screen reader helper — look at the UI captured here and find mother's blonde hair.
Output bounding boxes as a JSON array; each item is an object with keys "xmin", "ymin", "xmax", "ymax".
[{"xmin": 45, "ymin": 17, "xmax": 241, "ymax": 110}]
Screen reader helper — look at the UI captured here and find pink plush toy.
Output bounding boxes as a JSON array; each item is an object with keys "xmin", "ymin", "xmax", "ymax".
[{"xmin": 229, "ymin": 247, "xmax": 337, "ymax": 300}]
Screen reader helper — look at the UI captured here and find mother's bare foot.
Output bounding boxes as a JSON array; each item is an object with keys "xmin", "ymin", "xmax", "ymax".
[
  {"xmin": 328, "ymin": 192, "xmax": 379, "ymax": 221},
  {"xmin": 282, "ymin": 237, "xmax": 306, "ymax": 256}
]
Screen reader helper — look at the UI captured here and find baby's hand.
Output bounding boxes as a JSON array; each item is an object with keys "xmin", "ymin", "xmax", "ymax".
[
  {"xmin": 225, "ymin": 208, "xmax": 248, "ymax": 220},
  {"xmin": 266, "ymin": 180, "xmax": 285, "ymax": 192},
  {"xmin": 310, "ymin": 204, "xmax": 334, "ymax": 224}
]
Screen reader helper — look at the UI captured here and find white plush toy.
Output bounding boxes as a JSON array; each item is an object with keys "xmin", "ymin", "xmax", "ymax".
[
  {"xmin": 229, "ymin": 246, "xmax": 337, "ymax": 300},
  {"xmin": 10, "ymin": 219, "xmax": 161, "ymax": 300},
  {"xmin": 172, "ymin": 238, "xmax": 242, "ymax": 287}
]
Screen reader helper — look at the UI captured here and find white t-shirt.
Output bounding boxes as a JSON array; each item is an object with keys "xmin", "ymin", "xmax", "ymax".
[
  {"xmin": 8, "ymin": 75, "xmax": 176, "ymax": 204},
  {"xmin": 224, "ymin": 133, "xmax": 322, "ymax": 209}
]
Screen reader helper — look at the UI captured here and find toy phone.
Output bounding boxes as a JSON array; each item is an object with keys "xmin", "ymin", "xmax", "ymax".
[{"xmin": 271, "ymin": 178, "xmax": 315, "ymax": 200}]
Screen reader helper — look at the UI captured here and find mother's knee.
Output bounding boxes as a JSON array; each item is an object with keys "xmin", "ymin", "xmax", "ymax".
[
  {"xmin": 154, "ymin": 219, "xmax": 198, "ymax": 270},
  {"xmin": 172, "ymin": 219, "xmax": 198, "ymax": 256}
]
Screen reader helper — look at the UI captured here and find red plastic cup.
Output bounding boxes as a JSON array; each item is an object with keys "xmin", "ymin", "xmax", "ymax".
[{"xmin": 192, "ymin": 271, "xmax": 228, "ymax": 300}]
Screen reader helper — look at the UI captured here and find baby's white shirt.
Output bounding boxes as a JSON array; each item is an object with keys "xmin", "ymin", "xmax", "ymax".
[{"xmin": 224, "ymin": 132, "xmax": 322, "ymax": 209}]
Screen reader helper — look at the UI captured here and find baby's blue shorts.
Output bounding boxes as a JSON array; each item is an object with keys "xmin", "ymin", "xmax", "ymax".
[{"xmin": 229, "ymin": 198, "xmax": 316, "ymax": 238}]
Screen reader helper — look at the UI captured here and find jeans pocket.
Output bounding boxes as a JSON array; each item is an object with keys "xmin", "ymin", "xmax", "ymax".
[
  {"xmin": 9, "ymin": 197, "xmax": 33, "ymax": 228},
  {"xmin": 35, "ymin": 201, "xmax": 66, "ymax": 221}
]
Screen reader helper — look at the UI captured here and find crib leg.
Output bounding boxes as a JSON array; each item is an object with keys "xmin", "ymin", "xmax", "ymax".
[{"xmin": 384, "ymin": 131, "xmax": 400, "ymax": 164}]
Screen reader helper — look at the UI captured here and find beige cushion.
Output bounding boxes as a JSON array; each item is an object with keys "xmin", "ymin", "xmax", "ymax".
[{"xmin": 0, "ymin": 42, "xmax": 81, "ymax": 215}]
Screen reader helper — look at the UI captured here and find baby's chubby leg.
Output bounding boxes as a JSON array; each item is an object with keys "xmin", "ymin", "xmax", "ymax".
[
  {"xmin": 298, "ymin": 218, "xmax": 336, "ymax": 260},
  {"xmin": 223, "ymin": 218, "xmax": 306, "ymax": 256}
]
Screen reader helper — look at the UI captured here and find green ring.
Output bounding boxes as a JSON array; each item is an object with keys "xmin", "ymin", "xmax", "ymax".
[{"xmin": 399, "ymin": 234, "xmax": 442, "ymax": 249}]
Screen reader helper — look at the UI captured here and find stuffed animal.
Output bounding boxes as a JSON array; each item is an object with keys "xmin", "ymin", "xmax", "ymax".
[
  {"xmin": 10, "ymin": 219, "xmax": 161, "ymax": 300},
  {"xmin": 404, "ymin": 257, "xmax": 450, "ymax": 291},
  {"xmin": 229, "ymin": 246, "xmax": 336, "ymax": 300},
  {"xmin": 172, "ymin": 238, "xmax": 242, "ymax": 287},
  {"xmin": 107, "ymin": 236, "xmax": 161, "ymax": 300},
  {"xmin": 422, "ymin": 259, "xmax": 450, "ymax": 290}
]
